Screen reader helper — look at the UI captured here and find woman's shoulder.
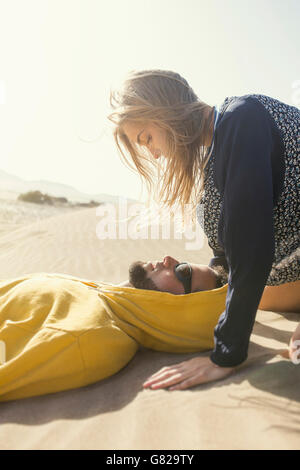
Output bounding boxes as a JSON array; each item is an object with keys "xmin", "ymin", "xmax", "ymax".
[
  {"xmin": 214, "ymin": 94, "xmax": 286, "ymax": 143},
  {"xmin": 219, "ymin": 94, "xmax": 270, "ymax": 123},
  {"xmin": 218, "ymin": 93, "xmax": 297, "ymax": 127}
]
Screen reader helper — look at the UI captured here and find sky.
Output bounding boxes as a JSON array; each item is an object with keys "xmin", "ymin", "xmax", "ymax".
[{"xmin": 0, "ymin": 0, "xmax": 299, "ymax": 200}]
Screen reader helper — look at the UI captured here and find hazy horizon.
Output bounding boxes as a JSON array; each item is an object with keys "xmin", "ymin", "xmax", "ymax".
[
  {"xmin": 0, "ymin": 167, "xmax": 139, "ymax": 203},
  {"xmin": 0, "ymin": 0, "xmax": 299, "ymax": 201}
]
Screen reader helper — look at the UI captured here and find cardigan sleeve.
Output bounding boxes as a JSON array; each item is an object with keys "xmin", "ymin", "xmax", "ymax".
[{"xmin": 209, "ymin": 98, "xmax": 277, "ymax": 367}]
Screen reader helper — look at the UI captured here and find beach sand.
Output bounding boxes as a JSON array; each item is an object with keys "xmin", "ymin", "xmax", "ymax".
[{"xmin": 0, "ymin": 199, "xmax": 299, "ymax": 450}]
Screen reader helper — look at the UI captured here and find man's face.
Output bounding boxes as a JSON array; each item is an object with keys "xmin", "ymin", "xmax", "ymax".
[{"xmin": 129, "ymin": 255, "xmax": 218, "ymax": 294}]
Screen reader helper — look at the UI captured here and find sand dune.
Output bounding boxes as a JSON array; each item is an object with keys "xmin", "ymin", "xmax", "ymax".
[
  {"xmin": 0, "ymin": 202, "xmax": 210, "ymax": 280},
  {"xmin": 0, "ymin": 202, "xmax": 299, "ymax": 450}
]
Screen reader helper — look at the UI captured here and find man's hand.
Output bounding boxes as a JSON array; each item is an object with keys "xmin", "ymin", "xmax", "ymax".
[{"xmin": 143, "ymin": 356, "xmax": 235, "ymax": 391}]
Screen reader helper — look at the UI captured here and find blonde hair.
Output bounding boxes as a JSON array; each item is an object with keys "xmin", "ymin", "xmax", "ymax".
[{"xmin": 107, "ymin": 69, "xmax": 213, "ymax": 224}]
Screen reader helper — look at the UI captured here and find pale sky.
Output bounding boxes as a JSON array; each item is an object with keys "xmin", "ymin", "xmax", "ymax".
[{"xmin": 0, "ymin": 0, "xmax": 299, "ymax": 200}]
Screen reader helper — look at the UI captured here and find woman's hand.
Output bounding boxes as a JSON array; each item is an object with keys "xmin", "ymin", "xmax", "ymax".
[{"xmin": 143, "ymin": 356, "xmax": 235, "ymax": 391}]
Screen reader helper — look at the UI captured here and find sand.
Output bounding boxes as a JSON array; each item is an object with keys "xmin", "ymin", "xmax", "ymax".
[{"xmin": 0, "ymin": 199, "xmax": 299, "ymax": 450}]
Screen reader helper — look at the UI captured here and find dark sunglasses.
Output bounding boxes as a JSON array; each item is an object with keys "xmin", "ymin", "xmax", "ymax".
[{"xmin": 174, "ymin": 262, "xmax": 192, "ymax": 294}]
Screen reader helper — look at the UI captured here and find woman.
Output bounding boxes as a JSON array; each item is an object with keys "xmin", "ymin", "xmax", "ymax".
[{"xmin": 108, "ymin": 69, "xmax": 300, "ymax": 390}]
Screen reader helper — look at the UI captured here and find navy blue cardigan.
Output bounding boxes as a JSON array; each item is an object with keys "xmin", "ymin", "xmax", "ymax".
[{"xmin": 208, "ymin": 96, "xmax": 285, "ymax": 367}]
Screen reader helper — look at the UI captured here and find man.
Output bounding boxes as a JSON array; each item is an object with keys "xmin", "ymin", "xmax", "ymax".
[
  {"xmin": 117, "ymin": 255, "xmax": 299, "ymax": 388},
  {"xmin": 125, "ymin": 255, "xmax": 228, "ymax": 294}
]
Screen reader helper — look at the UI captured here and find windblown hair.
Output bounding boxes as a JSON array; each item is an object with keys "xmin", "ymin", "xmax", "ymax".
[{"xmin": 107, "ymin": 69, "xmax": 214, "ymax": 222}]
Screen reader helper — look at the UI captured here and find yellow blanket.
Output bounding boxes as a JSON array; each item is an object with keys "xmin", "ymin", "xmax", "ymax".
[{"xmin": 0, "ymin": 272, "xmax": 227, "ymax": 401}]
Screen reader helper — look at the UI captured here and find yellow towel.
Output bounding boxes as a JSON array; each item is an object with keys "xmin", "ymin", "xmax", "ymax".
[{"xmin": 0, "ymin": 272, "xmax": 227, "ymax": 401}]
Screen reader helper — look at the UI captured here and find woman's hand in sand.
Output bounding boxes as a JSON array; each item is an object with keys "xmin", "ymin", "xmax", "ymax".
[{"xmin": 143, "ymin": 356, "xmax": 235, "ymax": 391}]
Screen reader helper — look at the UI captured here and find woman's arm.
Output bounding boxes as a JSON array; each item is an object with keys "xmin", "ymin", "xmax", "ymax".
[{"xmin": 209, "ymin": 97, "xmax": 283, "ymax": 367}]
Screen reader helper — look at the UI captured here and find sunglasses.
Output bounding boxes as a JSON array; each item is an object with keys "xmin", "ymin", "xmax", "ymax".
[{"xmin": 174, "ymin": 262, "xmax": 192, "ymax": 294}]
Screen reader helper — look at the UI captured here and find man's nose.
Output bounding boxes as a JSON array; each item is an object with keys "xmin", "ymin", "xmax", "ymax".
[
  {"xmin": 144, "ymin": 261, "xmax": 154, "ymax": 271},
  {"xmin": 163, "ymin": 256, "xmax": 179, "ymax": 267}
]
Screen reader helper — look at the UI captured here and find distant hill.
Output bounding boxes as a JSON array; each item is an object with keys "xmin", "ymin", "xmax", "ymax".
[{"xmin": 0, "ymin": 169, "xmax": 137, "ymax": 204}]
